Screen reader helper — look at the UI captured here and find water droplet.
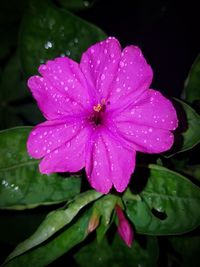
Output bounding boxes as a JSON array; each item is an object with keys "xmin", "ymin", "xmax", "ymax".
[
  {"xmin": 101, "ymin": 74, "xmax": 105, "ymax": 80},
  {"xmin": 120, "ymin": 61, "xmax": 125, "ymax": 67},
  {"xmin": 44, "ymin": 41, "xmax": 53, "ymax": 49}
]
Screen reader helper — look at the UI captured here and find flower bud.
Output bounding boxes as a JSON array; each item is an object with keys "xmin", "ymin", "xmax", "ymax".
[
  {"xmin": 88, "ymin": 212, "xmax": 100, "ymax": 233},
  {"xmin": 115, "ymin": 205, "xmax": 134, "ymax": 247}
]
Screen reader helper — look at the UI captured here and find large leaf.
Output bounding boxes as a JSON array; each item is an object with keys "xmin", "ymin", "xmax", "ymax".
[
  {"xmin": 0, "ymin": 127, "xmax": 81, "ymax": 209},
  {"xmin": 5, "ymin": 190, "xmax": 102, "ymax": 262},
  {"xmin": 184, "ymin": 54, "xmax": 200, "ymax": 103},
  {"xmin": 4, "ymin": 209, "xmax": 92, "ymax": 267},
  {"xmin": 124, "ymin": 164, "xmax": 200, "ymax": 235},
  {"xmin": 19, "ymin": 0, "xmax": 107, "ymax": 75},
  {"xmin": 75, "ymin": 235, "xmax": 158, "ymax": 267},
  {"xmin": 166, "ymin": 98, "xmax": 200, "ymax": 156}
]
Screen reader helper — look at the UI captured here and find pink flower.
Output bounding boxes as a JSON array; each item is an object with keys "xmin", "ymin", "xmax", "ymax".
[
  {"xmin": 27, "ymin": 37, "xmax": 178, "ymax": 194},
  {"xmin": 115, "ymin": 205, "xmax": 134, "ymax": 247}
]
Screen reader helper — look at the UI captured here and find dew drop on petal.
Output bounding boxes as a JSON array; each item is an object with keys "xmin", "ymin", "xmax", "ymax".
[
  {"xmin": 94, "ymin": 160, "xmax": 97, "ymax": 166},
  {"xmin": 101, "ymin": 74, "xmax": 105, "ymax": 80}
]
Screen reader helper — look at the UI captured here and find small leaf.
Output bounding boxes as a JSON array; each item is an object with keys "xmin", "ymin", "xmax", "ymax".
[
  {"xmin": 75, "ymin": 235, "xmax": 159, "ymax": 267},
  {"xmin": 0, "ymin": 127, "xmax": 81, "ymax": 209},
  {"xmin": 124, "ymin": 164, "xmax": 200, "ymax": 235},
  {"xmin": 19, "ymin": 0, "xmax": 107, "ymax": 75},
  {"xmin": 4, "ymin": 209, "xmax": 92, "ymax": 267},
  {"xmin": 184, "ymin": 54, "xmax": 200, "ymax": 103},
  {"xmin": 166, "ymin": 98, "xmax": 200, "ymax": 156},
  {"xmin": 5, "ymin": 190, "xmax": 102, "ymax": 263}
]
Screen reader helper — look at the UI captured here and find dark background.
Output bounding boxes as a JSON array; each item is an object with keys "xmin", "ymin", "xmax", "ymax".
[{"xmin": 80, "ymin": 0, "xmax": 199, "ymax": 97}]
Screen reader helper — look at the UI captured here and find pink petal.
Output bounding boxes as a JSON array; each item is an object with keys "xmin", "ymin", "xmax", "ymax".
[
  {"xmin": 115, "ymin": 122, "xmax": 174, "ymax": 153},
  {"xmin": 80, "ymin": 37, "xmax": 122, "ymax": 101},
  {"xmin": 112, "ymin": 89, "xmax": 178, "ymax": 153},
  {"xmin": 39, "ymin": 126, "xmax": 92, "ymax": 174},
  {"xmin": 85, "ymin": 128, "xmax": 136, "ymax": 194},
  {"xmin": 115, "ymin": 89, "xmax": 178, "ymax": 130},
  {"xmin": 116, "ymin": 205, "xmax": 134, "ymax": 247},
  {"xmin": 108, "ymin": 45, "xmax": 153, "ymax": 110},
  {"xmin": 28, "ymin": 57, "xmax": 91, "ymax": 120},
  {"xmin": 39, "ymin": 57, "xmax": 92, "ymax": 107},
  {"xmin": 27, "ymin": 117, "xmax": 87, "ymax": 159}
]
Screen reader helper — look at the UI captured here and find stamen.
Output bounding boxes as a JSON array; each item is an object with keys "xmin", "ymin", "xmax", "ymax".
[
  {"xmin": 93, "ymin": 103, "xmax": 102, "ymax": 112},
  {"xmin": 93, "ymin": 99, "xmax": 106, "ymax": 113}
]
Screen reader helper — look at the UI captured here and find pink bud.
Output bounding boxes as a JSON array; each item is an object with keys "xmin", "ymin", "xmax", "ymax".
[
  {"xmin": 116, "ymin": 205, "xmax": 134, "ymax": 247},
  {"xmin": 88, "ymin": 212, "xmax": 99, "ymax": 233}
]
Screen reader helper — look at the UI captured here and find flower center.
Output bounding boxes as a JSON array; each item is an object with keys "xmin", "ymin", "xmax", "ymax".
[{"xmin": 92, "ymin": 99, "xmax": 106, "ymax": 125}]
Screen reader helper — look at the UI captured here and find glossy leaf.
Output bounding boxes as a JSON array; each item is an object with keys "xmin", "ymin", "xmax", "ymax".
[
  {"xmin": 92, "ymin": 195, "xmax": 118, "ymax": 242},
  {"xmin": 5, "ymin": 190, "xmax": 102, "ymax": 262},
  {"xmin": 4, "ymin": 209, "xmax": 92, "ymax": 267},
  {"xmin": 184, "ymin": 54, "xmax": 200, "ymax": 103},
  {"xmin": 166, "ymin": 98, "xmax": 200, "ymax": 156},
  {"xmin": 58, "ymin": 0, "xmax": 96, "ymax": 11},
  {"xmin": 0, "ymin": 127, "xmax": 81, "ymax": 209},
  {"xmin": 75, "ymin": 235, "xmax": 158, "ymax": 267},
  {"xmin": 19, "ymin": 0, "xmax": 107, "ymax": 75},
  {"xmin": 124, "ymin": 164, "xmax": 200, "ymax": 235}
]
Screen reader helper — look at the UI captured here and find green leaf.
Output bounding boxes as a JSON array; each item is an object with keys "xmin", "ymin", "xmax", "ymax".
[
  {"xmin": 0, "ymin": 127, "xmax": 81, "ymax": 209},
  {"xmin": 19, "ymin": 0, "xmax": 107, "ymax": 75},
  {"xmin": 184, "ymin": 54, "xmax": 200, "ymax": 103},
  {"xmin": 5, "ymin": 190, "xmax": 102, "ymax": 262},
  {"xmin": 124, "ymin": 164, "xmax": 200, "ymax": 235},
  {"xmin": 75, "ymin": 235, "xmax": 159, "ymax": 267},
  {"xmin": 58, "ymin": 0, "xmax": 96, "ymax": 11},
  {"xmin": 166, "ymin": 98, "xmax": 200, "ymax": 156},
  {"xmin": 4, "ymin": 209, "xmax": 92, "ymax": 267},
  {"xmin": 169, "ymin": 234, "xmax": 200, "ymax": 267},
  {"xmin": 92, "ymin": 195, "xmax": 118, "ymax": 242}
]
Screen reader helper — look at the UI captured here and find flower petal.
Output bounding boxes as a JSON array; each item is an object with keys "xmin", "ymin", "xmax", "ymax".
[
  {"xmin": 115, "ymin": 122, "xmax": 174, "ymax": 153},
  {"xmin": 28, "ymin": 57, "xmax": 91, "ymax": 120},
  {"xmin": 115, "ymin": 89, "xmax": 178, "ymax": 130},
  {"xmin": 27, "ymin": 117, "xmax": 87, "ymax": 159},
  {"xmin": 80, "ymin": 37, "xmax": 122, "ymax": 101},
  {"xmin": 108, "ymin": 45, "xmax": 153, "ymax": 110},
  {"xmin": 39, "ymin": 126, "xmax": 92, "ymax": 174},
  {"xmin": 85, "ymin": 128, "xmax": 135, "ymax": 194}
]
